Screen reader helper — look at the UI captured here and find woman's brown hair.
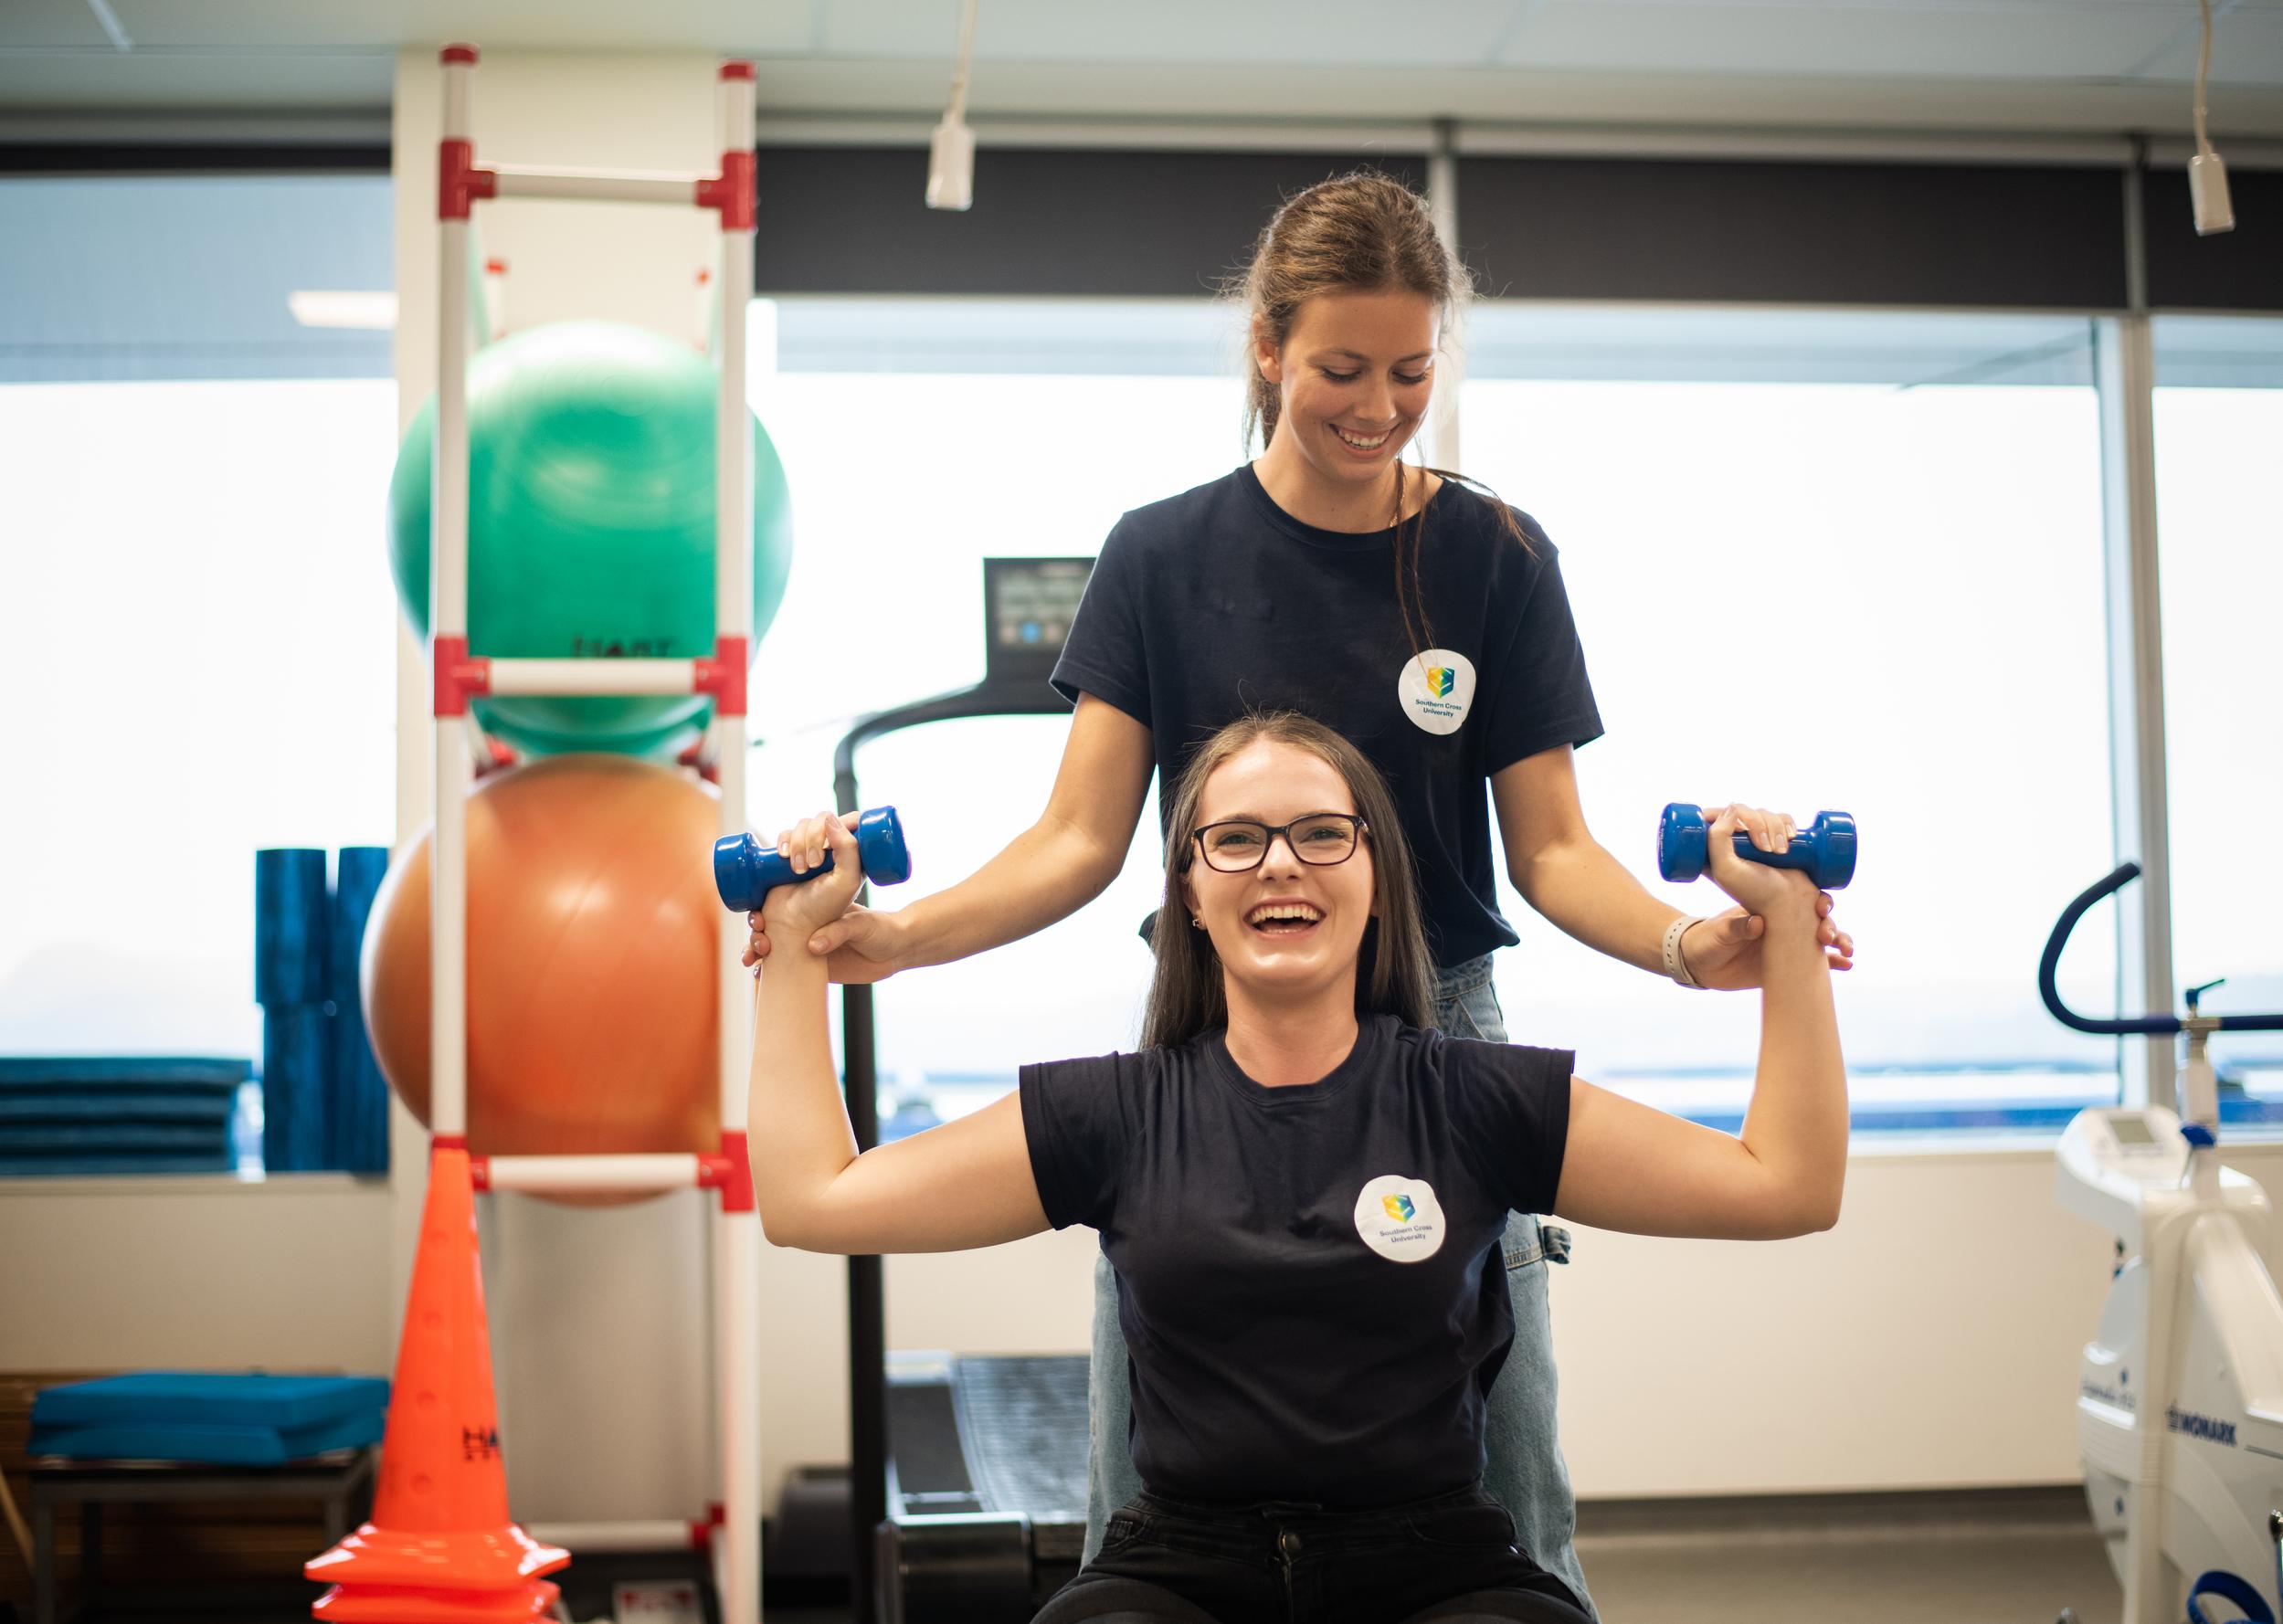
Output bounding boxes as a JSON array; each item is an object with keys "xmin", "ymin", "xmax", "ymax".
[
  {"xmin": 1232, "ymin": 170, "xmax": 1534, "ymax": 660},
  {"xmin": 1140, "ymin": 712, "xmax": 1437, "ymax": 1050}
]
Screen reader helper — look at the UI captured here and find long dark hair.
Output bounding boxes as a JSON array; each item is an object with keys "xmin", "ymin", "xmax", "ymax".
[
  {"xmin": 1232, "ymin": 170, "xmax": 1536, "ymax": 660},
  {"xmin": 1140, "ymin": 712, "xmax": 1436, "ymax": 1050}
]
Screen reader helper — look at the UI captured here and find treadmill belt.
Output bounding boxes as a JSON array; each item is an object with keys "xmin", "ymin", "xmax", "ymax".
[
  {"xmin": 888, "ymin": 1379, "xmax": 986, "ymax": 1514},
  {"xmin": 948, "ymin": 1355, "xmax": 1090, "ymax": 1521}
]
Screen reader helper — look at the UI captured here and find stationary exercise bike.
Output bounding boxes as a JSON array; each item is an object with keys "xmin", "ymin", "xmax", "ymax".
[{"xmin": 2045, "ymin": 862, "xmax": 2283, "ymax": 1624}]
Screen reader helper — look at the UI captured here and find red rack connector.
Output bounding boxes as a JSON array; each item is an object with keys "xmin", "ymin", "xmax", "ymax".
[
  {"xmin": 696, "ymin": 152, "xmax": 756, "ymax": 233},
  {"xmin": 439, "ymin": 139, "xmax": 499, "ymax": 222},
  {"xmin": 433, "ymin": 636, "xmax": 492, "ymax": 717},
  {"xmin": 691, "ymin": 1500, "xmax": 727, "ymax": 1550},
  {"xmin": 701, "ymin": 1131, "xmax": 755, "ymax": 1215},
  {"xmin": 694, "ymin": 635, "xmax": 748, "ymax": 719}
]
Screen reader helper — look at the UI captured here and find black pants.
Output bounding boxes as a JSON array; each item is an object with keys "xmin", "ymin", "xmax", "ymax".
[{"xmin": 1031, "ymin": 1486, "xmax": 1592, "ymax": 1624}]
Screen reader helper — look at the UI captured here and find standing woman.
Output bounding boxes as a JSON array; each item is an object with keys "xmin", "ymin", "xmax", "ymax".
[{"xmin": 745, "ymin": 172, "xmax": 1854, "ymax": 1615}]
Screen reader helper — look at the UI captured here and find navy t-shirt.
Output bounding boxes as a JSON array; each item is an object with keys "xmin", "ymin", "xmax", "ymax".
[
  {"xmin": 1050, "ymin": 465, "xmax": 1603, "ymax": 968},
  {"xmin": 1020, "ymin": 1015, "xmax": 1573, "ymax": 1508}
]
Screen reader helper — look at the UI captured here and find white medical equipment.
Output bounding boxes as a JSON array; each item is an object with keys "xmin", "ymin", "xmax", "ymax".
[{"xmin": 2047, "ymin": 863, "xmax": 2283, "ymax": 1624}]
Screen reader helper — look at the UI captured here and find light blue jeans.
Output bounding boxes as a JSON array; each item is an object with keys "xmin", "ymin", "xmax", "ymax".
[{"xmin": 1082, "ymin": 955, "xmax": 1597, "ymax": 1621}]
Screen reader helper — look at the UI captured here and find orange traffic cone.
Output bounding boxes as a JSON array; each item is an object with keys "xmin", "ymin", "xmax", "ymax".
[{"xmin": 307, "ymin": 1144, "xmax": 568, "ymax": 1622}]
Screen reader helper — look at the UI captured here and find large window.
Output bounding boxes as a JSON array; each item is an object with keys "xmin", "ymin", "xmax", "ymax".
[
  {"xmin": 2154, "ymin": 316, "xmax": 2283, "ymax": 1104},
  {"xmin": 748, "ymin": 299, "xmax": 2136, "ymax": 1134},
  {"xmin": 745, "ymin": 300, "xmax": 1245, "ymax": 1117},
  {"xmin": 0, "ymin": 175, "xmax": 396, "ymax": 1170},
  {"xmin": 1463, "ymin": 306, "xmax": 2119, "ymax": 1131}
]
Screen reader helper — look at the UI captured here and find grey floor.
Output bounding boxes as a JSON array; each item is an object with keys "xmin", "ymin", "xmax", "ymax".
[
  {"xmin": 768, "ymin": 1487, "xmax": 2122, "ymax": 1624},
  {"xmin": 60, "ymin": 1488, "xmax": 2119, "ymax": 1624},
  {"xmin": 1570, "ymin": 1488, "xmax": 2119, "ymax": 1624}
]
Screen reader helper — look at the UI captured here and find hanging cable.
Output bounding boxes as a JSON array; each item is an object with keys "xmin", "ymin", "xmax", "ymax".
[
  {"xmin": 926, "ymin": 0, "xmax": 980, "ymax": 211},
  {"xmin": 2189, "ymin": 0, "xmax": 2235, "ymax": 234}
]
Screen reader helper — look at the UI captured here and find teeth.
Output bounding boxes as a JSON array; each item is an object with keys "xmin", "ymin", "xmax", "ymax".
[
  {"xmin": 1334, "ymin": 426, "xmax": 1390, "ymax": 449},
  {"xmin": 1247, "ymin": 903, "xmax": 1323, "ymax": 925}
]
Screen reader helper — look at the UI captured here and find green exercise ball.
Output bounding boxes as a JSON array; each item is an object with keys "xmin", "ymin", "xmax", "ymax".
[{"xmin": 388, "ymin": 320, "xmax": 794, "ymax": 759}]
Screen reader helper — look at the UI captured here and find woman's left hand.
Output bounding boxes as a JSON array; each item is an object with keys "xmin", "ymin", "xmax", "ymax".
[{"xmin": 1681, "ymin": 895, "xmax": 1855, "ymax": 989}]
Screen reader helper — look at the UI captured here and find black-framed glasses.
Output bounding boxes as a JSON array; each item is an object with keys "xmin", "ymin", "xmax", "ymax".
[{"xmin": 1191, "ymin": 813, "xmax": 1369, "ymax": 873}]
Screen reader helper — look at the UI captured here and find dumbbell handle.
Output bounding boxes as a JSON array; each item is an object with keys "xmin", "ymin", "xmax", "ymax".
[
  {"xmin": 713, "ymin": 806, "xmax": 913, "ymax": 912},
  {"xmin": 1657, "ymin": 804, "xmax": 1856, "ymax": 891}
]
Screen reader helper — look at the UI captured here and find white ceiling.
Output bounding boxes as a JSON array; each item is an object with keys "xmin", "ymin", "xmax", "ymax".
[{"xmin": 5, "ymin": 0, "xmax": 2283, "ymax": 137}]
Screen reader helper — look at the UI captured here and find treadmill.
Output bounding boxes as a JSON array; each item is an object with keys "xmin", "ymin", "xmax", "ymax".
[{"xmin": 831, "ymin": 557, "xmax": 1100, "ymax": 1624}]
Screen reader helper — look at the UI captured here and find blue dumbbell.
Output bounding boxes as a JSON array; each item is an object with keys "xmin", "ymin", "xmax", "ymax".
[
  {"xmin": 1658, "ymin": 803, "xmax": 1856, "ymax": 891},
  {"xmin": 713, "ymin": 807, "xmax": 913, "ymax": 912}
]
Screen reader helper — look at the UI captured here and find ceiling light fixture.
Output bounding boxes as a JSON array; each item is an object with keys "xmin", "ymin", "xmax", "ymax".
[
  {"xmin": 926, "ymin": 0, "xmax": 979, "ymax": 211},
  {"xmin": 288, "ymin": 290, "xmax": 398, "ymax": 330},
  {"xmin": 2188, "ymin": 0, "xmax": 2235, "ymax": 235}
]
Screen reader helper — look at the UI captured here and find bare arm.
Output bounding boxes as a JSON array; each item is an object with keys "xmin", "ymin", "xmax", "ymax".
[
  {"xmin": 750, "ymin": 693, "xmax": 1155, "ymax": 981},
  {"xmin": 1491, "ymin": 745, "xmax": 1683, "ymax": 975},
  {"xmin": 1549, "ymin": 813, "xmax": 1846, "ymax": 1239},
  {"xmin": 746, "ymin": 820, "xmax": 1051, "ymax": 1254},
  {"xmin": 894, "ymin": 693, "xmax": 1155, "ymax": 969},
  {"xmin": 1490, "ymin": 746, "xmax": 1853, "ymax": 989}
]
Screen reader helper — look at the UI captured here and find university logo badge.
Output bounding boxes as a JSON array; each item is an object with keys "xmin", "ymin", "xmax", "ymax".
[
  {"xmin": 1355, "ymin": 1176, "xmax": 1445, "ymax": 1263},
  {"xmin": 1396, "ymin": 649, "xmax": 1476, "ymax": 737}
]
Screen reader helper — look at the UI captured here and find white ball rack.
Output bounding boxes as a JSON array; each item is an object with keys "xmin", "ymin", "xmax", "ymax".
[{"xmin": 424, "ymin": 43, "xmax": 764, "ymax": 1622}]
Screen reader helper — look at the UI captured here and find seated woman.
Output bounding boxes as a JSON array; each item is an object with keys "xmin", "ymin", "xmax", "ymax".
[{"xmin": 746, "ymin": 712, "xmax": 1845, "ymax": 1624}]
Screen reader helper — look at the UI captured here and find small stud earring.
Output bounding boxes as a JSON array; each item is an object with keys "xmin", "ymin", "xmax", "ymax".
[{"xmin": 1191, "ymin": 916, "xmax": 1204, "ymax": 929}]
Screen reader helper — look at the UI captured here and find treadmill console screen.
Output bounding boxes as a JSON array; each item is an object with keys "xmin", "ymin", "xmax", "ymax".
[{"xmin": 985, "ymin": 557, "xmax": 1094, "ymax": 686}]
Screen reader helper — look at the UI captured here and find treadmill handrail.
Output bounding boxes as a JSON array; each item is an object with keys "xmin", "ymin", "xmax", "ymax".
[{"xmin": 832, "ymin": 680, "xmax": 1073, "ymax": 810}]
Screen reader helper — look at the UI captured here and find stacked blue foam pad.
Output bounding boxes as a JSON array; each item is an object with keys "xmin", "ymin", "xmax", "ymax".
[
  {"xmin": 30, "ymin": 1373, "xmax": 390, "ymax": 1466},
  {"xmin": 0, "ymin": 1058, "xmax": 249, "ymax": 1176}
]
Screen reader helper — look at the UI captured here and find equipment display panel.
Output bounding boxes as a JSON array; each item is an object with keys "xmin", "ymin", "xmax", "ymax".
[
  {"xmin": 2109, "ymin": 1113, "xmax": 2157, "ymax": 1146},
  {"xmin": 984, "ymin": 557, "xmax": 1094, "ymax": 687}
]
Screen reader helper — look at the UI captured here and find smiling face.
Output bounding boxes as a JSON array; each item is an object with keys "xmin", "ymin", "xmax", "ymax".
[
  {"xmin": 1255, "ymin": 288, "xmax": 1439, "ymax": 498},
  {"xmin": 1179, "ymin": 738, "xmax": 1377, "ymax": 1007}
]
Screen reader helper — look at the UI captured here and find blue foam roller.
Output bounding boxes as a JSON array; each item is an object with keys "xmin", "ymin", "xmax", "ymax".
[
  {"xmin": 328, "ymin": 847, "xmax": 392, "ymax": 1175},
  {"xmin": 261, "ymin": 1005, "xmax": 332, "ymax": 1174},
  {"xmin": 255, "ymin": 848, "xmax": 330, "ymax": 1006}
]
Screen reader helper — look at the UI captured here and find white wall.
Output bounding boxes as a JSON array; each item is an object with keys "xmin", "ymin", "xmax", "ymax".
[
  {"xmin": 0, "ymin": 1178, "xmax": 394, "ymax": 1371},
  {"xmin": 16, "ymin": 1138, "xmax": 2282, "ymax": 1511}
]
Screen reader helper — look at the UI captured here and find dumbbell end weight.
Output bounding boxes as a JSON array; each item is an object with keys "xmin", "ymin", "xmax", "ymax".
[{"xmin": 713, "ymin": 806, "xmax": 912, "ymax": 912}]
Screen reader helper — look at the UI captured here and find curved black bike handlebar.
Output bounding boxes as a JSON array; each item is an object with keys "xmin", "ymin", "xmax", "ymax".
[{"xmin": 2039, "ymin": 862, "xmax": 2283, "ymax": 1035}]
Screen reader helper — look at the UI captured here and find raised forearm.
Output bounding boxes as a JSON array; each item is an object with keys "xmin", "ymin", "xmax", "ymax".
[
  {"xmin": 894, "ymin": 811, "xmax": 1128, "ymax": 969},
  {"xmin": 1737, "ymin": 901, "xmax": 1846, "ymax": 1232},
  {"xmin": 745, "ymin": 951, "xmax": 860, "ymax": 1247},
  {"xmin": 1513, "ymin": 835, "xmax": 1684, "ymax": 975}
]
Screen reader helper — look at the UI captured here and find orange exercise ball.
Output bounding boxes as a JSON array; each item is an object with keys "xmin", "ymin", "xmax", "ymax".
[{"xmin": 362, "ymin": 754, "xmax": 724, "ymax": 1199}]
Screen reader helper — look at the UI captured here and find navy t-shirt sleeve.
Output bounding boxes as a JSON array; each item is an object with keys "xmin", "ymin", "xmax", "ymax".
[
  {"xmin": 1477, "ymin": 521, "xmax": 1604, "ymax": 775},
  {"xmin": 1018, "ymin": 1052, "xmax": 1134, "ymax": 1231},
  {"xmin": 1050, "ymin": 517, "xmax": 1151, "ymax": 725},
  {"xmin": 1442, "ymin": 1039, "xmax": 1575, "ymax": 1216}
]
